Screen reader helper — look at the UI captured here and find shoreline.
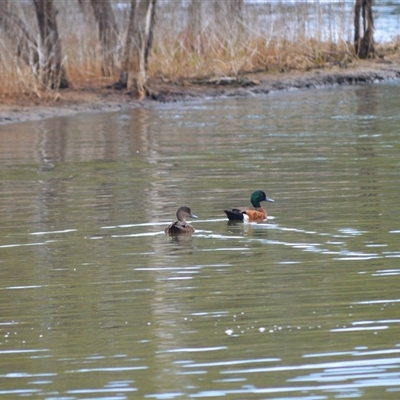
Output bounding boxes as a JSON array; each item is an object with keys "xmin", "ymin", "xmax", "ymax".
[{"xmin": 1, "ymin": 59, "xmax": 400, "ymax": 126}]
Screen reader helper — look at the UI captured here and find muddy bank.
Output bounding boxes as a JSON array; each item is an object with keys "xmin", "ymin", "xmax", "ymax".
[
  {"xmin": 1, "ymin": 59, "xmax": 400, "ymax": 126},
  {"xmin": 148, "ymin": 59, "xmax": 400, "ymax": 101}
]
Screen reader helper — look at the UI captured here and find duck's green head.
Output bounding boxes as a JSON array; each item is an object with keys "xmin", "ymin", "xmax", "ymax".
[{"xmin": 250, "ymin": 190, "xmax": 274, "ymax": 208}]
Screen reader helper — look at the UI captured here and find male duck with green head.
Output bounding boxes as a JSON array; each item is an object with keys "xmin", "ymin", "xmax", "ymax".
[{"xmin": 224, "ymin": 190, "xmax": 274, "ymax": 222}]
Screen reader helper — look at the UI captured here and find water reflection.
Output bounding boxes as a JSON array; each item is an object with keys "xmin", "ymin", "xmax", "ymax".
[{"xmin": 1, "ymin": 83, "xmax": 400, "ymax": 398}]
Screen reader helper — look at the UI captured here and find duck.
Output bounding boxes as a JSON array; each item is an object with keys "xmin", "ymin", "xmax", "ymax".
[
  {"xmin": 165, "ymin": 206, "xmax": 198, "ymax": 235},
  {"xmin": 224, "ymin": 190, "xmax": 274, "ymax": 222}
]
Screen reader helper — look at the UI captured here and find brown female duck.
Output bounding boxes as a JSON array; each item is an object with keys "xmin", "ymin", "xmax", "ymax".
[{"xmin": 165, "ymin": 206, "xmax": 198, "ymax": 235}]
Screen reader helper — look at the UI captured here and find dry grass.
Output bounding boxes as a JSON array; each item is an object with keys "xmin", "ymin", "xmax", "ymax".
[
  {"xmin": 0, "ymin": 1, "xmax": 393, "ymax": 97},
  {"xmin": 148, "ymin": 1, "xmax": 355, "ymax": 79}
]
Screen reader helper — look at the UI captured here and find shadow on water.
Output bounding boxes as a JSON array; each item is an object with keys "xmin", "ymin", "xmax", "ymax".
[{"xmin": 0, "ymin": 83, "xmax": 400, "ymax": 398}]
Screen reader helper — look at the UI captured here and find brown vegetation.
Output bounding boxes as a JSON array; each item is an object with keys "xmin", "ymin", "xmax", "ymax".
[{"xmin": 0, "ymin": 0, "xmax": 398, "ymax": 107}]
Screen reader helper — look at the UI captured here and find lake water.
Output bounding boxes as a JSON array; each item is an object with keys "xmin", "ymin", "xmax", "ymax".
[{"xmin": 1, "ymin": 81, "xmax": 400, "ymax": 399}]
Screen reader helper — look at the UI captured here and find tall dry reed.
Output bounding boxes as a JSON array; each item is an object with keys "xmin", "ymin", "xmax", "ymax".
[
  {"xmin": 0, "ymin": 0, "xmax": 390, "ymax": 97},
  {"xmin": 149, "ymin": 1, "xmax": 354, "ymax": 79}
]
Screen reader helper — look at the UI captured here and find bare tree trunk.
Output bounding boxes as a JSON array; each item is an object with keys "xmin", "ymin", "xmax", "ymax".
[
  {"xmin": 230, "ymin": 0, "xmax": 243, "ymax": 18},
  {"xmin": 115, "ymin": 0, "xmax": 157, "ymax": 99},
  {"xmin": 144, "ymin": 0, "xmax": 157, "ymax": 72},
  {"xmin": 214, "ymin": 0, "xmax": 243, "ymax": 21},
  {"xmin": 214, "ymin": 0, "xmax": 243, "ymax": 39},
  {"xmin": 89, "ymin": 0, "xmax": 119, "ymax": 76},
  {"xmin": 354, "ymin": 0, "xmax": 374, "ymax": 59},
  {"xmin": 0, "ymin": 1, "xmax": 39, "ymax": 70},
  {"xmin": 188, "ymin": 0, "xmax": 202, "ymax": 42},
  {"xmin": 32, "ymin": 0, "xmax": 69, "ymax": 89}
]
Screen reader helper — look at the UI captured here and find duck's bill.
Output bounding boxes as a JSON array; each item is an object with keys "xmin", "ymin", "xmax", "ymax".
[
  {"xmin": 266, "ymin": 197, "xmax": 275, "ymax": 202},
  {"xmin": 191, "ymin": 214, "xmax": 199, "ymax": 219}
]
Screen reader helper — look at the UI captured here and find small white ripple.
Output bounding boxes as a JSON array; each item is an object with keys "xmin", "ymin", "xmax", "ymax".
[
  {"xmin": 353, "ymin": 319, "xmax": 400, "ymax": 326},
  {"xmin": 352, "ymin": 299, "xmax": 400, "ymax": 305},
  {"xmin": 158, "ymin": 346, "xmax": 226, "ymax": 354},
  {"xmin": 3, "ymin": 285, "xmax": 44, "ymax": 290},
  {"xmin": 373, "ymin": 269, "xmax": 400, "ymax": 276},
  {"xmin": 0, "ymin": 349, "xmax": 48, "ymax": 355},
  {"xmin": 384, "ymin": 253, "xmax": 400, "ymax": 258},
  {"xmin": 196, "ymin": 234, "xmax": 243, "ymax": 239},
  {"xmin": 165, "ymin": 276, "xmax": 193, "ymax": 281},
  {"xmin": 183, "ymin": 357, "xmax": 280, "ymax": 368},
  {"xmin": 30, "ymin": 229, "xmax": 77, "ymax": 235},
  {"xmin": 278, "ymin": 261, "xmax": 302, "ymax": 265},
  {"xmin": 70, "ymin": 366, "xmax": 147, "ymax": 373},
  {"xmin": 112, "ymin": 232, "xmax": 165, "ymax": 238},
  {"xmin": 67, "ymin": 388, "xmax": 137, "ymax": 394},
  {"xmin": 220, "ymin": 356, "xmax": 400, "ymax": 375},
  {"xmin": 102, "ymin": 222, "xmax": 166, "ymax": 229},
  {"xmin": 101, "ymin": 218, "xmax": 223, "ymax": 230},
  {"xmin": 0, "ymin": 242, "xmax": 46, "ymax": 248},
  {"xmin": 336, "ymin": 256, "xmax": 380, "ymax": 261},
  {"xmin": 330, "ymin": 326, "xmax": 388, "ymax": 332},
  {"xmin": 338, "ymin": 228, "xmax": 366, "ymax": 236},
  {"xmin": 201, "ymin": 247, "xmax": 249, "ymax": 252}
]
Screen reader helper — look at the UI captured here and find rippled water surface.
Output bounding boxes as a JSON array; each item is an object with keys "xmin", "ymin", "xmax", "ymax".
[{"xmin": 1, "ymin": 82, "xmax": 400, "ymax": 399}]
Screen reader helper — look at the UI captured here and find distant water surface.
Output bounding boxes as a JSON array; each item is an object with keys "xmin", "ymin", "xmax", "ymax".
[{"xmin": 0, "ymin": 81, "xmax": 400, "ymax": 399}]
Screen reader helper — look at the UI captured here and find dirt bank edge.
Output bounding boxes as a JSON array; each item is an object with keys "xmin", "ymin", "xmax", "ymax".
[{"xmin": 1, "ymin": 59, "xmax": 400, "ymax": 126}]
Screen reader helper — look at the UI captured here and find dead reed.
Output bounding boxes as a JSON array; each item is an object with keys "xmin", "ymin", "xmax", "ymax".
[
  {"xmin": 149, "ymin": 1, "xmax": 354, "ymax": 79},
  {"xmin": 0, "ymin": 1, "xmax": 393, "ymax": 97}
]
